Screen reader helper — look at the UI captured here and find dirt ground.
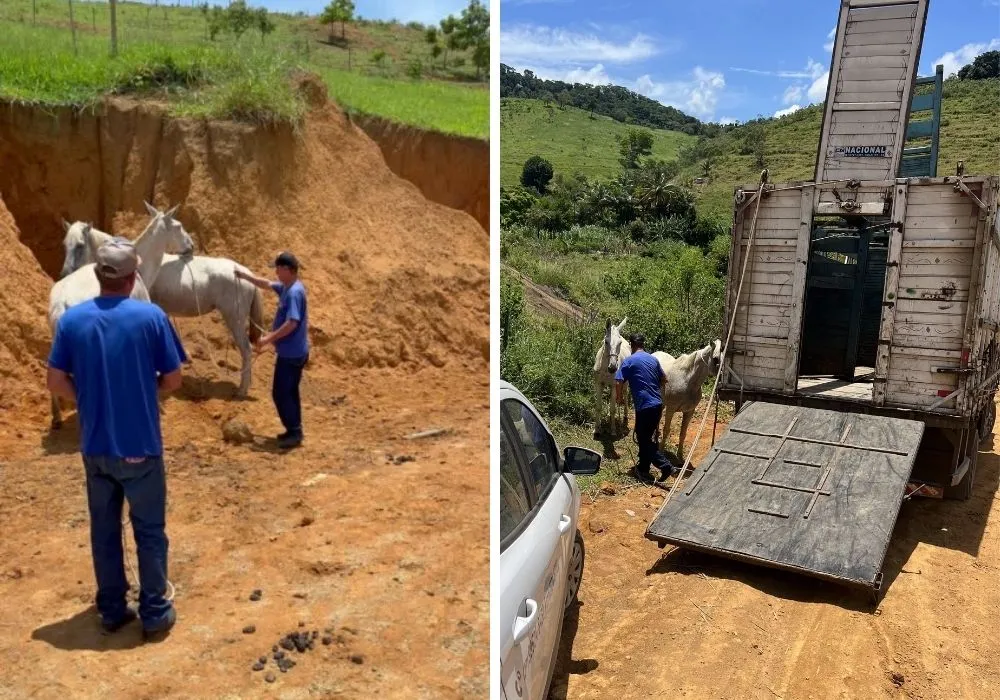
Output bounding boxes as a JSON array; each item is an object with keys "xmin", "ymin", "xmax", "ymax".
[
  {"xmin": 0, "ymin": 364, "xmax": 488, "ymax": 700},
  {"xmin": 551, "ymin": 410, "xmax": 1000, "ymax": 700}
]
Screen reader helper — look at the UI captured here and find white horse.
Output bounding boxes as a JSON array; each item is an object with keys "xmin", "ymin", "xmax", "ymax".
[
  {"xmin": 62, "ymin": 220, "xmax": 265, "ymax": 399},
  {"xmin": 48, "ymin": 203, "xmax": 195, "ymax": 428},
  {"xmin": 652, "ymin": 339, "xmax": 722, "ymax": 458},
  {"xmin": 593, "ymin": 317, "xmax": 632, "ymax": 439}
]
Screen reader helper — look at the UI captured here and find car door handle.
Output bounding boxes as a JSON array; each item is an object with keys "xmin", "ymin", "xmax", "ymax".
[
  {"xmin": 558, "ymin": 514, "xmax": 572, "ymax": 534},
  {"xmin": 512, "ymin": 598, "xmax": 538, "ymax": 645}
]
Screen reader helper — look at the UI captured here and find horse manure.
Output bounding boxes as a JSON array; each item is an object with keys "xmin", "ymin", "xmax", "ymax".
[
  {"xmin": 249, "ymin": 589, "xmax": 262, "ymax": 602},
  {"xmin": 252, "ymin": 662, "xmax": 265, "ymax": 672},
  {"xmin": 242, "ymin": 625, "xmax": 256, "ymax": 634},
  {"xmin": 264, "ymin": 672, "xmax": 276, "ymax": 683}
]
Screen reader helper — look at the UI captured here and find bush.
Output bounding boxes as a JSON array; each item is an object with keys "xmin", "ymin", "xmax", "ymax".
[
  {"xmin": 406, "ymin": 60, "xmax": 422, "ymax": 79},
  {"xmin": 521, "ymin": 155, "xmax": 554, "ymax": 193}
]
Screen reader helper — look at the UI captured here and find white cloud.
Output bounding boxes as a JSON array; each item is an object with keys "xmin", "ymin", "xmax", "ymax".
[
  {"xmin": 501, "ymin": 24, "xmax": 661, "ymax": 67},
  {"xmin": 783, "ymin": 84, "xmax": 803, "ymax": 105},
  {"xmin": 525, "ymin": 63, "xmax": 612, "ymax": 86},
  {"xmin": 774, "ymin": 104, "xmax": 802, "ymax": 118},
  {"xmin": 932, "ymin": 38, "xmax": 1000, "ymax": 78},
  {"xmin": 633, "ymin": 66, "xmax": 726, "ymax": 119},
  {"xmin": 807, "ymin": 70, "xmax": 830, "ymax": 103},
  {"xmin": 824, "ymin": 26, "xmax": 836, "ymax": 53},
  {"xmin": 718, "ymin": 117, "xmax": 738, "ymax": 125}
]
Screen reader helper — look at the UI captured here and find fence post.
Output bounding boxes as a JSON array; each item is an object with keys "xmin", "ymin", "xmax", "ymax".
[
  {"xmin": 32, "ymin": 0, "xmax": 37, "ymax": 25},
  {"xmin": 110, "ymin": 0, "xmax": 118, "ymax": 57},
  {"xmin": 67, "ymin": 0, "xmax": 78, "ymax": 55}
]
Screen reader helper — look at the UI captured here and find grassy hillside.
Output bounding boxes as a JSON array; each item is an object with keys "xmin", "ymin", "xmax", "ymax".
[
  {"xmin": 500, "ymin": 97, "xmax": 696, "ymax": 188},
  {"xmin": 681, "ymin": 78, "xmax": 1000, "ymax": 221},
  {"xmin": 0, "ymin": 0, "xmax": 487, "ymax": 136}
]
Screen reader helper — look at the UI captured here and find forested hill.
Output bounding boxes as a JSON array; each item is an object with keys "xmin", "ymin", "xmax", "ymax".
[{"xmin": 500, "ymin": 62, "xmax": 723, "ymax": 136}]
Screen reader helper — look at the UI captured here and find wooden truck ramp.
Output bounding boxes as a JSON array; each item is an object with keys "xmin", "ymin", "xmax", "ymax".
[{"xmin": 645, "ymin": 402, "xmax": 924, "ymax": 591}]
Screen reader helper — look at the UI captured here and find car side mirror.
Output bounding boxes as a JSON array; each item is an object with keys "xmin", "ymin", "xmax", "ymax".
[{"xmin": 563, "ymin": 446, "xmax": 601, "ymax": 476}]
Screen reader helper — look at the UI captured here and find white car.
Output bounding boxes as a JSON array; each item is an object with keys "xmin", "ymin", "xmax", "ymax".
[{"xmin": 495, "ymin": 380, "xmax": 602, "ymax": 700}]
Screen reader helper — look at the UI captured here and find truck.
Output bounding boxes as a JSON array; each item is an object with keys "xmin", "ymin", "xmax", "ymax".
[{"xmin": 645, "ymin": 0, "xmax": 1000, "ymax": 596}]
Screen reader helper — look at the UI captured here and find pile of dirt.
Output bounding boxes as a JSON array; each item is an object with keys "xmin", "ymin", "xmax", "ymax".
[
  {"xmin": 0, "ymin": 91, "xmax": 489, "ymax": 384},
  {"xmin": 0, "ymin": 194, "xmax": 51, "ymax": 419}
]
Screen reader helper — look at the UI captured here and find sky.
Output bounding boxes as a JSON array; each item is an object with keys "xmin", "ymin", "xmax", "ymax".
[
  {"xmin": 123, "ymin": 0, "xmax": 472, "ymax": 26},
  {"xmin": 499, "ymin": 0, "xmax": 1000, "ymax": 124}
]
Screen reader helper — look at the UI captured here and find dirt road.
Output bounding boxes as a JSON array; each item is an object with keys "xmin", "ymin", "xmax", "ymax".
[
  {"xmin": 0, "ymin": 362, "xmax": 488, "ymax": 700},
  {"xmin": 551, "ymin": 415, "xmax": 1000, "ymax": 700}
]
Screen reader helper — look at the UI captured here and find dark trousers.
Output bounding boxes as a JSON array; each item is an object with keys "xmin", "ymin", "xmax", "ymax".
[
  {"xmin": 83, "ymin": 455, "xmax": 173, "ymax": 630},
  {"xmin": 273, "ymin": 354, "xmax": 308, "ymax": 436},
  {"xmin": 635, "ymin": 404, "xmax": 670, "ymax": 472}
]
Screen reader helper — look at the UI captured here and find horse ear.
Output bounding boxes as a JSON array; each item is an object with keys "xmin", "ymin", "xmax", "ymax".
[
  {"xmin": 165, "ymin": 204, "xmax": 179, "ymax": 218},
  {"xmin": 605, "ymin": 319, "xmax": 612, "ymax": 332},
  {"xmin": 617, "ymin": 317, "xmax": 628, "ymax": 332},
  {"xmin": 144, "ymin": 201, "xmax": 158, "ymax": 216},
  {"xmin": 62, "ymin": 218, "xmax": 70, "ymax": 232}
]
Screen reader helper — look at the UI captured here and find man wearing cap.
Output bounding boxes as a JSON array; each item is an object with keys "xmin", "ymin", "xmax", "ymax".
[
  {"xmin": 47, "ymin": 237, "xmax": 186, "ymax": 640},
  {"xmin": 614, "ymin": 333, "xmax": 678, "ymax": 484},
  {"xmin": 235, "ymin": 251, "xmax": 309, "ymax": 449}
]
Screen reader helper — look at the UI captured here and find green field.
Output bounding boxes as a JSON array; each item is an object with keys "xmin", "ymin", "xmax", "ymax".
[
  {"xmin": 500, "ymin": 97, "xmax": 696, "ymax": 188},
  {"xmin": 677, "ymin": 78, "xmax": 1000, "ymax": 221},
  {"xmin": 0, "ymin": 0, "xmax": 488, "ymax": 137},
  {"xmin": 501, "ymin": 79, "xmax": 999, "ymax": 215}
]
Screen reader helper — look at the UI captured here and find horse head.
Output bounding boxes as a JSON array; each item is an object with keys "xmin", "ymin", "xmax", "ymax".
[
  {"xmin": 698, "ymin": 339, "xmax": 723, "ymax": 377},
  {"xmin": 144, "ymin": 201, "xmax": 195, "ymax": 256},
  {"xmin": 603, "ymin": 316, "xmax": 628, "ymax": 375},
  {"xmin": 59, "ymin": 220, "xmax": 91, "ymax": 279}
]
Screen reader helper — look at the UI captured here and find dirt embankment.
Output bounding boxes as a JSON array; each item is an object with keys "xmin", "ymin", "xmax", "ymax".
[
  {"xmin": 0, "ymin": 196, "xmax": 51, "ymax": 413},
  {"xmin": 355, "ymin": 115, "xmax": 488, "ymax": 233},
  {"xmin": 0, "ymin": 85, "xmax": 489, "ymax": 382}
]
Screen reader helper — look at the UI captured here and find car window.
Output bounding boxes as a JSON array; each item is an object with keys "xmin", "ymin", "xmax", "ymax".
[
  {"xmin": 502, "ymin": 398, "xmax": 559, "ymax": 500},
  {"xmin": 500, "ymin": 425, "xmax": 532, "ymax": 543}
]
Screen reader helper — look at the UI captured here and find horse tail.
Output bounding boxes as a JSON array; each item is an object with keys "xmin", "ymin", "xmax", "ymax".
[{"xmin": 248, "ymin": 284, "xmax": 264, "ymax": 343}]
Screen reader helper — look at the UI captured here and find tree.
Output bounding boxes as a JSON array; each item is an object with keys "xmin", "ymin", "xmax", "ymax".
[
  {"xmin": 254, "ymin": 7, "xmax": 275, "ymax": 42},
  {"xmin": 321, "ymin": 0, "xmax": 355, "ymax": 41},
  {"xmin": 741, "ymin": 120, "xmax": 767, "ymax": 168},
  {"xmin": 455, "ymin": 0, "xmax": 490, "ymax": 80},
  {"xmin": 521, "ymin": 156, "xmax": 554, "ymax": 193},
  {"xmin": 225, "ymin": 0, "xmax": 255, "ymax": 39},
  {"xmin": 617, "ymin": 128, "xmax": 654, "ymax": 170},
  {"xmin": 957, "ymin": 50, "xmax": 1000, "ymax": 80},
  {"xmin": 439, "ymin": 15, "xmax": 460, "ymax": 69}
]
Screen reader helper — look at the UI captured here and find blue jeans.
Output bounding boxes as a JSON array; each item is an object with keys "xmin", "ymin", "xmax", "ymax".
[
  {"xmin": 635, "ymin": 404, "xmax": 671, "ymax": 472},
  {"xmin": 83, "ymin": 455, "xmax": 173, "ymax": 630},
  {"xmin": 273, "ymin": 354, "xmax": 308, "ymax": 436}
]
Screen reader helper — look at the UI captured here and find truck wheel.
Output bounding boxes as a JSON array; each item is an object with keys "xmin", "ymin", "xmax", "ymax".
[
  {"xmin": 564, "ymin": 531, "xmax": 585, "ymax": 610},
  {"xmin": 979, "ymin": 404, "xmax": 996, "ymax": 444}
]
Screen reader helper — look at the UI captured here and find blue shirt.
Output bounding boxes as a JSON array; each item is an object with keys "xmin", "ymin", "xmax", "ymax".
[
  {"xmin": 270, "ymin": 280, "xmax": 309, "ymax": 359},
  {"xmin": 48, "ymin": 297, "xmax": 187, "ymax": 458},
  {"xmin": 615, "ymin": 350, "xmax": 664, "ymax": 412}
]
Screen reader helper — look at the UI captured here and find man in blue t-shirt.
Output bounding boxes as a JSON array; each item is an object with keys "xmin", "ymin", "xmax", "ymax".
[
  {"xmin": 614, "ymin": 334, "xmax": 678, "ymax": 483},
  {"xmin": 47, "ymin": 238, "xmax": 186, "ymax": 640},
  {"xmin": 236, "ymin": 251, "xmax": 309, "ymax": 449}
]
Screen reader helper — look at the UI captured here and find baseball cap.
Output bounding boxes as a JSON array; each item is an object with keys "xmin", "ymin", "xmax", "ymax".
[
  {"xmin": 270, "ymin": 251, "xmax": 300, "ymax": 270},
  {"xmin": 95, "ymin": 237, "xmax": 140, "ymax": 279}
]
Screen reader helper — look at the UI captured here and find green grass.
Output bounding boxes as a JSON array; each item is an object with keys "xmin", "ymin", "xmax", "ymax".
[
  {"xmin": 323, "ymin": 68, "xmax": 488, "ymax": 137},
  {"xmin": 0, "ymin": 0, "xmax": 487, "ymax": 135},
  {"xmin": 500, "ymin": 97, "xmax": 696, "ymax": 188}
]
